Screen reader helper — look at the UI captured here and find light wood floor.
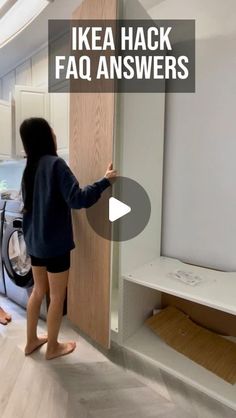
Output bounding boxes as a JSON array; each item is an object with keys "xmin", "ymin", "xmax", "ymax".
[{"xmin": 0, "ymin": 295, "xmax": 235, "ymax": 418}]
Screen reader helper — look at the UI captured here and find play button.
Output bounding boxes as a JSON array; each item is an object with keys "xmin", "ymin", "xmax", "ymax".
[
  {"xmin": 86, "ymin": 176, "xmax": 151, "ymax": 242},
  {"xmin": 109, "ymin": 197, "xmax": 131, "ymax": 222}
]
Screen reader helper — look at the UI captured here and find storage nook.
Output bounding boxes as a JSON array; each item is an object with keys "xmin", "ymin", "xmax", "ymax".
[{"xmin": 120, "ymin": 257, "xmax": 236, "ymax": 410}]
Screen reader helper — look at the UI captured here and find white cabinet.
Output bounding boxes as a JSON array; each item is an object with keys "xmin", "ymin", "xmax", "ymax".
[
  {"xmin": 14, "ymin": 85, "xmax": 69, "ymax": 158},
  {"xmin": 0, "ymin": 100, "xmax": 12, "ymax": 159},
  {"xmin": 15, "ymin": 85, "xmax": 49, "ymax": 157}
]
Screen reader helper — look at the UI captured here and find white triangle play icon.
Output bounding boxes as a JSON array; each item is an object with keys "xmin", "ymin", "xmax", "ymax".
[{"xmin": 109, "ymin": 197, "xmax": 131, "ymax": 222}]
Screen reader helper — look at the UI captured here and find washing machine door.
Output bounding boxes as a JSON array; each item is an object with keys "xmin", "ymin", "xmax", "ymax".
[{"xmin": 3, "ymin": 218, "xmax": 33, "ymax": 288}]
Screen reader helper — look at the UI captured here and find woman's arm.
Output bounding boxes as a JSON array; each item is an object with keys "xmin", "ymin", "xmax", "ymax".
[{"xmin": 55, "ymin": 158, "xmax": 117, "ymax": 209}]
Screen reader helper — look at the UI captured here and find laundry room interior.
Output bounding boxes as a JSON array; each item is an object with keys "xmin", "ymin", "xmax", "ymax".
[{"xmin": 0, "ymin": 0, "xmax": 236, "ymax": 417}]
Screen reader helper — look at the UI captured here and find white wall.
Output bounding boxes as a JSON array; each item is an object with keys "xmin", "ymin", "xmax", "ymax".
[
  {"xmin": 149, "ymin": 0, "xmax": 236, "ymax": 271},
  {"xmin": 149, "ymin": 0, "xmax": 236, "ymax": 40}
]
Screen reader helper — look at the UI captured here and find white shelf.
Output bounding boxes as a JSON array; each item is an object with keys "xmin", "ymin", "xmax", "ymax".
[
  {"xmin": 123, "ymin": 257, "xmax": 236, "ymax": 315},
  {"xmin": 124, "ymin": 325, "xmax": 236, "ymax": 411}
]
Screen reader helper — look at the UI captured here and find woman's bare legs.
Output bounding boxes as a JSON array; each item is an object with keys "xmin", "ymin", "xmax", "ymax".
[
  {"xmin": 46, "ymin": 270, "xmax": 76, "ymax": 360},
  {"xmin": 0, "ymin": 307, "xmax": 11, "ymax": 325},
  {"xmin": 25, "ymin": 266, "xmax": 49, "ymax": 355}
]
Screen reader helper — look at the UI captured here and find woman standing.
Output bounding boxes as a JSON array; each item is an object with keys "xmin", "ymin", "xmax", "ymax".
[{"xmin": 20, "ymin": 118, "xmax": 117, "ymax": 360}]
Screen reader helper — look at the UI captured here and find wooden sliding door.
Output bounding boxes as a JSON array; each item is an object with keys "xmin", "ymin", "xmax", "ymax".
[{"xmin": 68, "ymin": 0, "xmax": 117, "ymax": 349}]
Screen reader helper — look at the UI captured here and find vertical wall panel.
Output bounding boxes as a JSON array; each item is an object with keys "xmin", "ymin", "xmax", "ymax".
[
  {"xmin": 15, "ymin": 60, "xmax": 32, "ymax": 86},
  {"xmin": 31, "ymin": 47, "xmax": 48, "ymax": 88},
  {"xmin": 68, "ymin": 0, "xmax": 117, "ymax": 349},
  {"xmin": 2, "ymin": 71, "xmax": 15, "ymax": 101},
  {"xmin": 50, "ymin": 93, "xmax": 69, "ymax": 155},
  {"xmin": 0, "ymin": 100, "xmax": 12, "ymax": 158}
]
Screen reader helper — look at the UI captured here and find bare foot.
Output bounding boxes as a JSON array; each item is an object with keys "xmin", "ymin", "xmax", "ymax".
[
  {"xmin": 0, "ymin": 315, "xmax": 8, "ymax": 325},
  {"xmin": 46, "ymin": 341, "xmax": 76, "ymax": 360},
  {"xmin": 0, "ymin": 307, "xmax": 11, "ymax": 324},
  {"xmin": 25, "ymin": 336, "xmax": 48, "ymax": 356}
]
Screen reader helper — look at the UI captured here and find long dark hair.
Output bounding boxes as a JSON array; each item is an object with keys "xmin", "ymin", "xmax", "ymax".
[{"xmin": 20, "ymin": 118, "xmax": 57, "ymax": 212}]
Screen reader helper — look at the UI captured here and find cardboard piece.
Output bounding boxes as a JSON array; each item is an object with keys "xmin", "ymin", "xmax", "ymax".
[{"xmin": 145, "ymin": 306, "xmax": 236, "ymax": 384}]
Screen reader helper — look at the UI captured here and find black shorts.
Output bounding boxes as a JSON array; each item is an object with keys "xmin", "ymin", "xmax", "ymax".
[{"xmin": 30, "ymin": 252, "xmax": 71, "ymax": 273}]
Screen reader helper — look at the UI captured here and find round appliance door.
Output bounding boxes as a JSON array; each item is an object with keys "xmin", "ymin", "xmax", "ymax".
[{"xmin": 3, "ymin": 220, "xmax": 33, "ymax": 288}]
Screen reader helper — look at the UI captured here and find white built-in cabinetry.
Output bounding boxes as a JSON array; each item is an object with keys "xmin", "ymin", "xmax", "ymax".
[
  {"xmin": 0, "ymin": 47, "xmax": 69, "ymax": 159},
  {"xmin": 0, "ymin": 85, "xmax": 69, "ymax": 159}
]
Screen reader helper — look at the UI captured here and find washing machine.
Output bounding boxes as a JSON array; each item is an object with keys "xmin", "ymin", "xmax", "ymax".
[
  {"xmin": 0, "ymin": 199, "xmax": 6, "ymax": 295},
  {"xmin": 2, "ymin": 200, "xmax": 47, "ymax": 319}
]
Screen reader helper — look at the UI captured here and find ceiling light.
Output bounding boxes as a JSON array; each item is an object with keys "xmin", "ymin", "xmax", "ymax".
[{"xmin": 0, "ymin": 0, "xmax": 50, "ymax": 48}]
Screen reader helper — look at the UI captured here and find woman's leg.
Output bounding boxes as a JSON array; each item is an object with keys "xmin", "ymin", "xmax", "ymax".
[
  {"xmin": 46, "ymin": 270, "xmax": 76, "ymax": 360},
  {"xmin": 25, "ymin": 266, "xmax": 49, "ymax": 355}
]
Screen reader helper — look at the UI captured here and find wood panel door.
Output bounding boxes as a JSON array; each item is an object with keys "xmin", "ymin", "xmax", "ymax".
[{"xmin": 68, "ymin": 0, "xmax": 117, "ymax": 349}]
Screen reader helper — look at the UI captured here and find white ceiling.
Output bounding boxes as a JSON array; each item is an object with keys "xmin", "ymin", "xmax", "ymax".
[
  {"xmin": 0, "ymin": 0, "xmax": 8, "ymax": 7},
  {"xmin": 0, "ymin": 0, "xmax": 162, "ymax": 78},
  {"xmin": 0, "ymin": 0, "xmax": 82, "ymax": 78}
]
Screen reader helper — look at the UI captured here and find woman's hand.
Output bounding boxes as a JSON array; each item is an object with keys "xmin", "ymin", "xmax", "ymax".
[{"xmin": 105, "ymin": 163, "xmax": 118, "ymax": 182}]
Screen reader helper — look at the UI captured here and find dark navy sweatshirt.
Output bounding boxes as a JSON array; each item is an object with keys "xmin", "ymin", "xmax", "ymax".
[{"xmin": 22, "ymin": 155, "xmax": 110, "ymax": 258}]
